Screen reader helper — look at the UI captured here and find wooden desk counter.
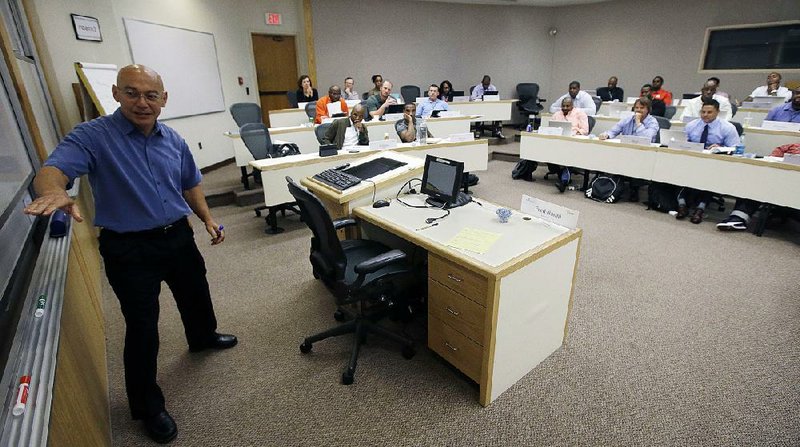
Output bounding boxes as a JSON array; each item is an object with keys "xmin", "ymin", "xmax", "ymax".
[
  {"xmin": 354, "ymin": 197, "xmax": 581, "ymax": 406},
  {"xmin": 448, "ymin": 99, "xmax": 517, "ymax": 122}
]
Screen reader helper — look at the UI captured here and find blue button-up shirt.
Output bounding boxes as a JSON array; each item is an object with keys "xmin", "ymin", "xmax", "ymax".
[
  {"xmin": 416, "ymin": 98, "xmax": 449, "ymax": 117},
  {"xmin": 44, "ymin": 109, "xmax": 201, "ymax": 232},
  {"xmin": 685, "ymin": 118, "xmax": 741, "ymax": 148},
  {"xmin": 765, "ymin": 102, "xmax": 800, "ymax": 123},
  {"xmin": 604, "ymin": 114, "xmax": 660, "ymax": 142}
]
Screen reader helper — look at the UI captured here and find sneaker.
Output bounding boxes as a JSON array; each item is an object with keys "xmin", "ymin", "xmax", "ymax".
[
  {"xmin": 557, "ymin": 169, "xmax": 570, "ymax": 193},
  {"xmin": 716, "ymin": 215, "xmax": 747, "ymax": 231}
]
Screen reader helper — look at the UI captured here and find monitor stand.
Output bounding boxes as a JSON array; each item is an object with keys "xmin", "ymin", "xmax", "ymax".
[{"xmin": 426, "ymin": 192, "xmax": 472, "ymax": 209}]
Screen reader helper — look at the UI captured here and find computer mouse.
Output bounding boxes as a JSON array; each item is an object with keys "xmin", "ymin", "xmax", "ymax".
[{"xmin": 372, "ymin": 199, "xmax": 390, "ymax": 208}]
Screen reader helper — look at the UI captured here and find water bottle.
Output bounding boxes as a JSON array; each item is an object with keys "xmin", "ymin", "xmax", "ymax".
[
  {"xmin": 525, "ymin": 118, "xmax": 533, "ymax": 133},
  {"xmin": 418, "ymin": 118, "xmax": 427, "ymax": 145},
  {"xmin": 743, "ymin": 112, "xmax": 753, "ymax": 128},
  {"xmin": 735, "ymin": 135, "xmax": 745, "ymax": 155}
]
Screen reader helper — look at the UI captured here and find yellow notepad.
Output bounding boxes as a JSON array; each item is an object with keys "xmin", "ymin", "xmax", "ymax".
[{"xmin": 447, "ymin": 227, "xmax": 502, "ymax": 254}]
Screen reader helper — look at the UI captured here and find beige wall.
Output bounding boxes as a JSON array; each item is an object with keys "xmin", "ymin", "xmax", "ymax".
[{"xmin": 24, "ymin": 0, "xmax": 307, "ymax": 169}]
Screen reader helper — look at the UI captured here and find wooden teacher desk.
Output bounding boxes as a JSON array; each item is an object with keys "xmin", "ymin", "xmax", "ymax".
[{"xmin": 350, "ymin": 195, "xmax": 581, "ymax": 406}]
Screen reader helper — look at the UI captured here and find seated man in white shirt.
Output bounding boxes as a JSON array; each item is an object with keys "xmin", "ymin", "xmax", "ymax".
[
  {"xmin": 679, "ymin": 81, "xmax": 733, "ymax": 121},
  {"xmin": 549, "ymin": 81, "xmax": 596, "ymax": 116},
  {"xmin": 322, "ymin": 104, "xmax": 368, "ymax": 149},
  {"xmin": 743, "ymin": 72, "xmax": 792, "ymax": 103}
]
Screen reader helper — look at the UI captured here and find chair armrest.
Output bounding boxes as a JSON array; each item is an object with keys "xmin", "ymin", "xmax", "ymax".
[
  {"xmin": 354, "ymin": 249, "xmax": 407, "ymax": 275},
  {"xmin": 332, "ymin": 218, "xmax": 357, "ymax": 230}
]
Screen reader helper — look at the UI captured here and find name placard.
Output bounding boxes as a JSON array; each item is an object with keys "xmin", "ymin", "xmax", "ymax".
[
  {"xmin": 520, "ymin": 195, "xmax": 579, "ymax": 229},
  {"xmin": 369, "ymin": 139, "xmax": 398, "ymax": 150},
  {"xmin": 761, "ymin": 120, "xmax": 800, "ymax": 132},
  {"xmin": 448, "ymin": 132, "xmax": 474, "ymax": 142},
  {"xmin": 482, "ymin": 95, "xmax": 500, "ymax": 102},
  {"xmin": 537, "ymin": 126, "xmax": 564, "ymax": 136},
  {"xmin": 783, "ymin": 154, "xmax": 800, "ymax": 165},
  {"xmin": 437, "ymin": 110, "xmax": 462, "ymax": 118},
  {"xmin": 669, "ymin": 140, "xmax": 705, "ymax": 152},
  {"xmin": 619, "ymin": 135, "xmax": 652, "ymax": 146}
]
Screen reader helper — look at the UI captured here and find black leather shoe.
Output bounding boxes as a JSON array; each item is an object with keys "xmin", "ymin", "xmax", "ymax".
[
  {"xmin": 144, "ymin": 411, "xmax": 177, "ymax": 444},
  {"xmin": 676, "ymin": 205, "xmax": 689, "ymax": 220},
  {"xmin": 189, "ymin": 333, "xmax": 238, "ymax": 352},
  {"xmin": 690, "ymin": 208, "xmax": 704, "ymax": 224}
]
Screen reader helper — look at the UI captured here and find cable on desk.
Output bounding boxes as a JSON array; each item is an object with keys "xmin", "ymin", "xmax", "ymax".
[{"xmin": 362, "ymin": 179, "xmax": 377, "ymax": 203}]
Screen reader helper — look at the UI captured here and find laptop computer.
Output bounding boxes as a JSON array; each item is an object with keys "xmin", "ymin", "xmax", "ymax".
[
  {"xmin": 660, "ymin": 129, "xmax": 687, "ymax": 146},
  {"xmin": 753, "ymin": 96, "xmax": 787, "ymax": 107},
  {"xmin": 547, "ymin": 120, "xmax": 573, "ymax": 136},
  {"xmin": 386, "ymin": 104, "xmax": 405, "ymax": 114},
  {"xmin": 482, "ymin": 91, "xmax": 499, "ymax": 101}
]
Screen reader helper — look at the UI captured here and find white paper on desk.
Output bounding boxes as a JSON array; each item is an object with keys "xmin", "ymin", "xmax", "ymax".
[
  {"xmin": 326, "ymin": 101, "xmax": 342, "ymax": 116},
  {"xmin": 369, "ymin": 139, "xmax": 398, "ymax": 150},
  {"xmin": 297, "ymin": 101, "xmax": 309, "ymax": 109},
  {"xmin": 437, "ymin": 110, "xmax": 462, "ymax": 117},
  {"xmin": 448, "ymin": 132, "xmax": 474, "ymax": 142},
  {"xmin": 384, "ymin": 113, "xmax": 404, "ymax": 122},
  {"xmin": 626, "ymin": 96, "xmax": 638, "ymax": 104},
  {"xmin": 783, "ymin": 154, "xmax": 800, "ymax": 165},
  {"xmin": 447, "ymin": 227, "xmax": 502, "ymax": 254},
  {"xmin": 619, "ymin": 135, "xmax": 651, "ymax": 146},
  {"xmin": 761, "ymin": 120, "xmax": 800, "ymax": 132},
  {"xmin": 520, "ymin": 195, "xmax": 578, "ymax": 229},
  {"xmin": 345, "ymin": 99, "xmax": 361, "ymax": 108}
]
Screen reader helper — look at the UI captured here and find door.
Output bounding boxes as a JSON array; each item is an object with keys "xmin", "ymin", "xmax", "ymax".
[{"xmin": 251, "ymin": 34, "xmax": 298, "ymax": 126}]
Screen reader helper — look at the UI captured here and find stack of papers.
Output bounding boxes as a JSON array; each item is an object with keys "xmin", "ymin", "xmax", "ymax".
[{"xmin": 447, "ymin": 227, "xmax": 502, "ymax": 254}]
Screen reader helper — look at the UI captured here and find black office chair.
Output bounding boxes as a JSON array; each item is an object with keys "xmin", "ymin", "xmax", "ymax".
[
  {"xmin": 400, "ymin": 85, "xmax": 420, "ymax": 104},
  {"xmin": 730, "ymin": 103, "xmax": 738, "ymax": 119},
  {"xmin": 362, "ymin": 92, "xmax": 370, "ymax": 101},
  {"xmin": 451, "ymin": 90, "xmax": 465, "ymax": 97},
  {"xmin": 315, "ymin": 122, "xmax": 331, "ymax": 144},
  {"xmin": 591, "ymin": 96, "xmax": 602, "ymax": 114},
  {"xmin": 730, "ymin": 121, "xmax": 744, "ymax": 137},
  {"xmin": 230, "ymin": 102, "xmax": 262, "ymax": 127},
  {"xmin": 305, "ymin": 101, "xmax": 317, "ymax": 122},
  {"xmin": 587, "ymin": 116, "xmax": 596, "ymax": 133},
  {"xmin": 240, "ymin": 123, "xmax": 300, "ymax": 233},
  {"xmin": 654, "ymin": 115, "xmax": 672, "ymax": 130},
  {"xmin": 287, "ymin": 177, "xmax": 417, "ymax": 385},
  {"xmin": 515, "ymin": 83, "xmax": 545, "ymax": 129},
  {"xmin": 664, "ymin": 106, "xmax": 677, "ymax": 120},
  {"xmin": 287, "ymin": 91, "xmax": 298, "ymax": 108}
]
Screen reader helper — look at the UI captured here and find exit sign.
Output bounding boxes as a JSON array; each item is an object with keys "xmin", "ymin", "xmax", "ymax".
[{"xmin": 266, "ymin": 13, "xmax": 282, "ymax": 25}]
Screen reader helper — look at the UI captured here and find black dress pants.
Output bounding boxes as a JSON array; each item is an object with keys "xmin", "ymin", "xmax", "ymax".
[{"xmin": 99, "ymin": 217, "xmax": 217, "ymax": 419}]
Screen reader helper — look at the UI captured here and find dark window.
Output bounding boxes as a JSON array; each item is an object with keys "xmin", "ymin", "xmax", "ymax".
[{"xmin": 703, "ymin": 23, "xmax": 800, "ymax": 70}]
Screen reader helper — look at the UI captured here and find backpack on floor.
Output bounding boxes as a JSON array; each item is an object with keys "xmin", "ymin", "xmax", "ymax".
[
  {"xmin": 645, "ymin": 182, "xmax": 679, "ymax": 213},
  {"xmin": 511, "ymin": 160, "xmax": 537, "ymax": 181},
  {"xmin": 462, "ymin": 173, "xmax": 479, "ymax": 187},
  {"xmin": 585, "ymin": 174, "xmax": 625, "ymax": 203}
]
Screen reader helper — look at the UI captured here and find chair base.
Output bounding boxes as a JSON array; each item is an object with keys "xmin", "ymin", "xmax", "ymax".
[
  {"xmin": 300, "ymin": 309, "xmax": 415, "ymax": 385},
  {"xmin": 255, "ymin": 202, "xmax": 300, "ymax": 234}
]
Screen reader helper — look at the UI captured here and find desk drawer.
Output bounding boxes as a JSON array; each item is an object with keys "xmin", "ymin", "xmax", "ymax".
[
  {"xmin": 429, "ymin": 253, "xmax": 487, "ymax": 306},
  {"xmin": 429, "ymin": 279, "xmax": 485, "ymax": 345},
  {"xmin": 429, "ymin": 316, "xmax": 483, "ymax": 382}
]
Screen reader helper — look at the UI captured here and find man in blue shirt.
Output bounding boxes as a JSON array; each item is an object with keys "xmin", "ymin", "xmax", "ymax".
[
  {"xmin": 676, "ymin": 99, "xmax": 740, "ymax": 224},
  {"xmin": 470, "ymin": 75, "xmax": 504, "ymax": 139},
  {"xmin": 23, "ymin": 65, "xmax": 236, "ymax": 443},
  {"xmin": 416, "ymin": 84, "xmax": 449, "ymax": 118},
  {"xmin": 717, "ymin": 88, "xmax": 800, "ymax": 231},
  {"xmin": 599, "ymin": 97, "xmax": 660, "ymax": 142},
  {"xmin": 764, "ymin": 87, "xmax": 800, "ymax": 123}
]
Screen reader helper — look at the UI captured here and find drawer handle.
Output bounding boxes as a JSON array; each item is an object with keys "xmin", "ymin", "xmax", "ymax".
[
  {"xmin": 444, "ymin": 341, "xmax": 459, "ymax": 351},
  {"xmin": 446, "ymin": 306, "xmax": 460, "ymax": 316},
  {"xmin": 447, "ymin": 273, "xmax": 463, "ymax": 283}
]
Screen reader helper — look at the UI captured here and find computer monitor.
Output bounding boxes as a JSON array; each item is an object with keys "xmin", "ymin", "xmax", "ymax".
[
  {"xmin": 683, "ymin": 93, "xmax": 701, "ymax": 100},
  {"xmin": 482, "ymin": 91, "xmax": 499, "ymax": 97},
  {"xmin": 421, "ymin": 155, "xmax": 470, "ymax": 209}
]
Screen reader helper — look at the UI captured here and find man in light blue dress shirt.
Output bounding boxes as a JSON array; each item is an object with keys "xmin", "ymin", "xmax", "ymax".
[
  {"xmin": 416, "ymin": 84, "xmax": 449, "ymax": 117},
  {"xmin": 676, "ymin": 98, "xmax": 740, "ymax": 224},
  {"xmin": 470, "ymin": 75, "xmax": 504, "ymax": 139},
  {"xmin": 599, "ymin": 97, "xmax": 660, "ymax": 142},
  {"xmin": 764, "ymin": 88, "xmax": 800, "ymax": 123}
]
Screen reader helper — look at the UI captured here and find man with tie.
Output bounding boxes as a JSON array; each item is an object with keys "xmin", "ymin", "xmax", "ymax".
[{"xmin": 676, "ymin": 99, "xmax": 740, "ymax": 224}]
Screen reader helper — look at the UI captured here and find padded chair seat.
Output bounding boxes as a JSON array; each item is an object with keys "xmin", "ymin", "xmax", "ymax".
[{"xmin": 341, "ymin": 239, "xmax": 408, "ymax": 286}]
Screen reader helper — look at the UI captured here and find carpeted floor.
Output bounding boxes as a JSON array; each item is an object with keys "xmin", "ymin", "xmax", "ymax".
[{"xmin": 105, "ymin": 156, "xmax": 800, "ymax": 446}]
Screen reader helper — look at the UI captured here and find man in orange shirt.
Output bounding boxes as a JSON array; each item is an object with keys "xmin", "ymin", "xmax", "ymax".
[
  {"xmin": 315, "ymin": 85, "xmax": 349, "ymax": 124},
  {"xmin": 650, "ymin": 75, "xmax": 673, "ymax": 106}
]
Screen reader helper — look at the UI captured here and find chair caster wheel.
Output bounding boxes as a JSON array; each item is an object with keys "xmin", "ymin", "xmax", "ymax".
[
  {"xmin": 333, "ymin": 309, "xmax": 345, "ymax": 322},
  {"xmin": 254, "ymin": 210, "xmax": 262, "ymax": 217},
  {"xmin": 342, "ymin": 370, "xmax": 354, "ymax": 385},
  {"xmin": 402, "ymin": 345, "xmax": 416, "ymax": 359},
  {"xmin": 300, "ymin": 341, "xmax": 312, "ymax": 354}
]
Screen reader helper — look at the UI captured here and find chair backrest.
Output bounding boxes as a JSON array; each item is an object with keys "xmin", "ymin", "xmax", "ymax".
[
  {"xmin": 469, "ymin": 85, "xmax": 475, "ymax": 95},
  {"xmin": 362, "ymin": 91, "xmax": 370, "ymax": 101},
  {"xmin": 730, "ymin": 121, "xmax": 744, "ymax": 136},
  {"xmin": 239, "ymin": 122, "xmax": 273, "ymax": 160},
  {"xmin": 229, "ymin": 103, "xmax": 262, "ymax": 127},
  {"xmin": 587, "ymin": 116, "xmax": 596, "ymax": 134},
  {"xmin": 730, "ymin": 102, "xmax": 738, "ymax": 118},
  {"xmin": 287, "ymin": 91, "xmax": 298, "ymax": 108},
  {"xmin": 592, "ymin": 96, "xmax": 602, "ymax": 114},
  {"xmin": 305, "ymin": 101, "xmax": 317, "ymax": 119},
  {"xmin": 286, "ymin": 177, "xmax": 346, "ymax": 282},
  {"xmin": 664, "ymin": 106, "xmax": 677, "ymax": 119},
  {"xmin": 654, "ymin": 115, "xmax": 672, "ymax": 130},
  {"xmin": 315, "ymin": 123, "xmax": 331, "ymax": 144},
  {"xmin": 400, "ymin": 85, "xmax": 420, "ymax": 104},
  {"xmin": 516, "ymin": 83, "xmax": 540, "ymax": 100}
]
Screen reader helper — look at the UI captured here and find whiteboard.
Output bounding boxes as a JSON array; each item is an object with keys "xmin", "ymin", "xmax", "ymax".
[
  {"xmin": 75, "ymin": 62, "xmax": 118, "ymax": 115},
  {"xmin": 123, "ymin": 18, "xmax": 225, "ymax": 120}
]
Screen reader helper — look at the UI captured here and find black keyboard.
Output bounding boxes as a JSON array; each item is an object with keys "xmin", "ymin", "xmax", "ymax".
[{"xmin": 313, "ymin": 169, "xmax": 362, "ymax": 190}]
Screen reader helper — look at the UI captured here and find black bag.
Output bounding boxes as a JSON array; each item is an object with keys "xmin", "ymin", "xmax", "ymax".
[
  {"xmin": 585, "ymin": 174, "xmax": 625, "ymax": 203},
  {"xmin": 271, "ymin": 142, "xmax": 301, "ymax": 157},
  {"xmin": 645, "ymin": 182, "xmax": 679, "ymax": 212},
  {"xmin": 512, "ymin": 160, "xmax": 537, "ymax": 181},
  {"xmin": 462, "ymin": 173, "xmax": 479, "ymax": 187}
]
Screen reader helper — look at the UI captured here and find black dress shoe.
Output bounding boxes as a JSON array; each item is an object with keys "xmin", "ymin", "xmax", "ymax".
[
  {"xmin": 676, "ymin": 205, "xmax": 689, "ymax": 220},
  {"xmin": 144, "ymin": 411, "xmax": 177, "ymax": 444},
  {"xmin": 189, "ymin": 333, "xmax": 238, "ymax": 352},
  {"xmin": 690, "ymin": 208, "xmax": 705, "ymax": 224}
]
